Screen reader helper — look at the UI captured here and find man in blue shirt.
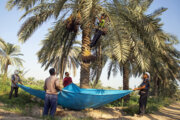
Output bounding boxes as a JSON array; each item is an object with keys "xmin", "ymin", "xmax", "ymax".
[{"xmin": 133, "ymin": 72, "xmax": 150, "ymax": 116}]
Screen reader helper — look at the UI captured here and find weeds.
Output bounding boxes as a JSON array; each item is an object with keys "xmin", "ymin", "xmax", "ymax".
[
  {"xmin": 0, "ymin": 80, "xmax": 43, "ymax": 117},
  {"xmin": 108, "ymin": 94, "xmax": 175, "ymax": 115}
]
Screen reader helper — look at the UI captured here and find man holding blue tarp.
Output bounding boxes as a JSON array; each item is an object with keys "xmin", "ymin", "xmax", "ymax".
[
  {"xmin": 9, "ymin": 70, "xmax": 23, "ymax": 99},
  {"xmin": 43, "ymin": 68, "xmax": 61, "ymax": 117},
  {"xmin": 133, "ymin": 72, "xmax": 150, "ymax": 116}
]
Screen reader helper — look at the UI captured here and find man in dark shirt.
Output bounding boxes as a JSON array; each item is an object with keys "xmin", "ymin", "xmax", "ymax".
[
  {"xmin": 133, "ymin": 72, "xmax": 150, "ymax": 116},
  {"xmin": 63, "ymin": 72, "xmax": 72, "ymax": 87}
]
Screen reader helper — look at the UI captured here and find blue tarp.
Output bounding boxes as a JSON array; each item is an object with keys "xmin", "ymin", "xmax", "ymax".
[{"xmin": 18, "ymin": 83, "xmax": 132, "ymax": 110}]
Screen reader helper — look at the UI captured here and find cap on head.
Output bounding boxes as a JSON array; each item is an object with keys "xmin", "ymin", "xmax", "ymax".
[
  {"xmin": 145, "ymin": 72, "xmax": 150, "ymax": 78},
  {"xmin": 14, "ymin": 70, "xmax": 19, "ymax": 74}
]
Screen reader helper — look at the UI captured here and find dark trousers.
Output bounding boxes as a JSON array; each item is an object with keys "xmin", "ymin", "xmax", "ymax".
[
  {"xmin": 43, "ymin": 94, "xmax": 58, "ymax": 116},
  {"xmin": 90, "ymin": 29, "xmax": 103, "ymax": 47},
  {"xmin": 139, "ymin": 91, "xmax": 148, "ymax": 115},
  {"xmin": 9, "ymin": 87, "xmax": 18, "ymax": 99}
]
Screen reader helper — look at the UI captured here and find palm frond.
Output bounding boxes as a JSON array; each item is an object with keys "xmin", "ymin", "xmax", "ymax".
[
  {"xmin": 54, "ymin": 0, "xmax": 68, "ymax": 18},
  {"xmin": 18, "ymin": 10, "xmax": 53, "ymax": 43},
  {"xmin": 148, "ymin": 7, "xmax": 168, "ymax": 18}
]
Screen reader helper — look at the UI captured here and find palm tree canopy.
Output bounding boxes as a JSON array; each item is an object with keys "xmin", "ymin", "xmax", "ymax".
[
  {"xmin": 105, "ymin": 0, "xmax": 180, "ymax": 80},
  {"xmin": 0, "ymin": 38, "xmax": 24, "ymax": 73}
]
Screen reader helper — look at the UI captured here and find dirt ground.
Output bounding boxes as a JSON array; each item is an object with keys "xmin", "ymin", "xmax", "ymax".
[{"xmin": 0, "ymin": 102, "xmax": 179, "ymax": 120}]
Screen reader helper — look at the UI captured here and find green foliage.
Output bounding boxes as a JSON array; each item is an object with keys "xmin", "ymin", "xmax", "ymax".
[
  {"xmin": 0, "ymin": 38, "xmax": 24, "ymax": 75},
  {"xmin": 22, "ymin": 77, "xmax": 44, "ymax": 89},
  {"xmin": 37, "ymin": 21, "xmax": 81, "ymax": 79},
  {"xmin": 0, "ymin": 77, "xmax": 44, "ymax": 116},
  {"xmin": 107, "ymin": 94, "xmax": 175, "ymax": 116}
]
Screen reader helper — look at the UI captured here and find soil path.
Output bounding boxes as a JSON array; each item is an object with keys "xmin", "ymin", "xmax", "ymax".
[
  {"xmin": 0, "ymin": 102, "xmax": 179, "ymax": 120},
  {"xmin": 121, "ymin": 102, "xmax": 180, "ymax": 120}
]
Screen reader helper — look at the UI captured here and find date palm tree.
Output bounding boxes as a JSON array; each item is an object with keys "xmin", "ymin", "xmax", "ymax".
[
  {"xmin": 0, "ymin": 38, "xmax": 24, "ymax": 79},
  {"xmin": 149, "ymin": 37, "xmax": 180, "ymax": 96},
  {"xmin": 6, "ymin": 0, "xmax": 112, "ymax": 88},
  {"xmin": 106, "ymin": 0, "xmax": 180, "ymax": 100},
  {"xmin": 37, "ymin": 28, "xmax": 81, "ymax": 80}
]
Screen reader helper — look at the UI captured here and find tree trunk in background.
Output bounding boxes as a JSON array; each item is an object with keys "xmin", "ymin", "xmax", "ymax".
[
  {"xmin": 59, "ymin": 57, "xmax": 66, "ymax": 80},
  {"xmin": 123, "ymin": 62, "xmax": 130, "ymax": 102},
  {"xmin": 157, "ymin": 78, "xmax": 161, "ymax": 96},
  {"xmin": 154, "ymin": 77, "xmax": 158, "ymax": 96},
  {"xmin": 94, "ymin": 44, "xmax": 102, "ymax": 87},
  {"xmin": 4, "ymin": 61, "xmax": 9, "ymax": 75},
  {"xmin": 80, "ymin": 0, "xmax": 93, "ymax": 88},
  {"xmin": 3, "ymin": 61, "xmax": 9, "ymax": 83}
]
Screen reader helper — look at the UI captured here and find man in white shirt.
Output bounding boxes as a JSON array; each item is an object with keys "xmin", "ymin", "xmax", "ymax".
[{"xmin": 9, "ymin": 70, "xmax": 23, "ymax": 99}]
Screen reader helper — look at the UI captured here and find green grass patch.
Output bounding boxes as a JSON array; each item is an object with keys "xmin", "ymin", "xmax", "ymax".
[
  {"xmin": 122, "ymin": 96, "xmax": 174, "ymax": 115},
  {"xmin": 0, "ymin": 81, "xmax": 44, "ymax": 117},
  {"xmin": 106, "ymin": 92, "xmax": 175, "ymax": 116}
]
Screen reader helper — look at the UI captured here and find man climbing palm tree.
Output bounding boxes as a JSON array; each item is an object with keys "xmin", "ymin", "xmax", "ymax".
[{"xmin": 90, "ymin": 14, "xmax": 107, "ymax": 48}]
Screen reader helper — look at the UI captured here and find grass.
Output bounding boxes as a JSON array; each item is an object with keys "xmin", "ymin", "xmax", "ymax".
[
  {"xmin": 0, "ymin": 81, "xmax": 44, "ymax": 117},
  {"xmin": 106, "ymin": 93, "xmax": 175, "ymax": 116}
]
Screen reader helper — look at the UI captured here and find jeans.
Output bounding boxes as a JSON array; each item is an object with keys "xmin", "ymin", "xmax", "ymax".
[
  {"xmin": 43, "ymin": 94, "xmax": 58, "ymax": 116},
  {"xmin": 9, "ymin": 87, "xmax": 18, "ymax": 99},
  {"xmin": 90, "ymin": 29, "xmax": 103, "ymax": 47},
  {"xmin": 139, "ymin": 91, "xmax": 148, "ymax": 115}
]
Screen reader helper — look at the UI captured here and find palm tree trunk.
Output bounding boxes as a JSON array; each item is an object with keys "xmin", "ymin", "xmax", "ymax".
[
  {"xmin": 94, "ymin": 44, "xmax": 102, "ymax": 87},
  {"xmin": 123, "ymin": 62, "xmax": 130, "ymax": 102},
  {"xmin": 79, "ymin": 0, "xmax": 93, "ymax": 88},
  {"xmin": 4, "ymin": 62, "xmax": 9, "ymax": 75},
  {"xmin": 3, "ymin": 61, "xmax": 9, "ymax": 83},
  {"xmin": 154, "ymin": 77, "xmax": 158, "ymax": 96},
  {"xmin": 157, "ymin": 78, "xmax": 160, "ymax": 96}
]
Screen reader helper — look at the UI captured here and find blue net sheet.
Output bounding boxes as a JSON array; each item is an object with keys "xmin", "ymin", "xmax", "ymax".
[{"xmin": 18, "ymin": 83, "xmax": 132, "ymax": 110}]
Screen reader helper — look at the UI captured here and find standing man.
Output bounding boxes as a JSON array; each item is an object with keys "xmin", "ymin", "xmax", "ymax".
[
  {"xmin": 63, "ymin": 72, "xmax": 73, "ymax": 87},
  {"xmin": 133, "ymin": 72, "xmax": 150, "ymax": 116},
  {"xmin": 9, "ymin": 70, "xmax": 23, "ymax": 99},
  {"xmin": 43, "ymin": 68, "xmax": 61, "ymax": 117}
]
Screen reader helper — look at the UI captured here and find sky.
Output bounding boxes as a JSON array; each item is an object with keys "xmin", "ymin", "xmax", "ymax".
[{"xmin": 0, "ymin": 0, "xmax": 180, "ymax": 89}]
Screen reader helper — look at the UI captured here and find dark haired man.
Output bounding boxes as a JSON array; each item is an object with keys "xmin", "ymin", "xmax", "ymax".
[
  {"xmin": 43, "ymin": 68, "xmax": 61, "ymax": 117},
  {"xmin": 63, "ymin": 72, "xmax": 72, "ymax": 87}
]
